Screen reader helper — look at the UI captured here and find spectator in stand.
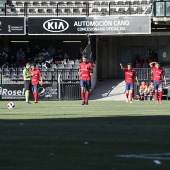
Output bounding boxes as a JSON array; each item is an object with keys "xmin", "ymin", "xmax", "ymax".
[
  {"xmin": 147, "ymin": 54, "xmax": 154, "ymax": 68},
  {"xmin": 34, "ymin": 51, "xmax": 45, "ymax": 66},
  {"xmin": 2, "ymin": 47, "xmax": 9, "ymax": 65},
  {"xmin": 9, "ymin": 55, "xmax": 16, "ymax": 67},
  {"xmin": 33, "ymin": 45, "xmax": 41, "ymax": 56},
  {"xmin": 153, "ymin": 53, "xmax": 158, "ymax": 62},
  {"xmin": 55, "ymin": 48, "xmax": 64, "ymax": 64},
  {"xmin": 0, "ymin": 47, "xmax": 7, "ymax": 66},
  {"xmin": 134, "ymin": 56, "xmax": 143, "ymax": 68},
  {"xmin": 25, "ymin": 47, "xmax": 34, "ymax": 63},
  {"xmin": 47, "ymin": 44, "xmax": 56, "ymax": 58},
  {"xmin": 16, "ymin": 48, "xmax": 26, "ymax": 66},
  {"xmin": 138, "ymin": 81, "xmax": 148, "ymax": 100},
  {"xmin": 44, "ymin": 51, "xmax": 53, "ymax": 68},
  {"xmin": 148, "ymin": 81, "xmax": 154, "ymax": 101}
]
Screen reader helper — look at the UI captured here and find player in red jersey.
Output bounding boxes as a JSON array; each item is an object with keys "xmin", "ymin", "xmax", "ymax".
[
  {"xmin": 149, "ymin": 62, "xmax": 166, "ymax": 104},
  {"xmin": 120, "ymin": 63, "xmax": 139, "ymax": 103},
  {"xmin": 79, "ymin": 55, "xmax": 93, "ymax": 105},
  {"xmin": 30, "ymin": 63, "xmax": 43, "ymax": 103}
]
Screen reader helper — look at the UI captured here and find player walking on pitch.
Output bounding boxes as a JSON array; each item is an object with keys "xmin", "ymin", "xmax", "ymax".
[
  {"xmin": 79, "ymin": 55, "xmax": 93, "ymax": 105},
  {"xmin": 30, "ymin": 63, "xmax": 43, "ymax": 103},
  {"xmin": 120, "ymin": 63, "xmax": 139, "ymax": 103},
  {"xmin": 149, "ymin": 62, "xmax": 166, "ymax": 104}
]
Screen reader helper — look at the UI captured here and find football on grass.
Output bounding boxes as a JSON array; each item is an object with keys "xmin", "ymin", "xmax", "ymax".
[{"xmin": 7, "ymin": 102, "xmax": 15, "ymax": 109}]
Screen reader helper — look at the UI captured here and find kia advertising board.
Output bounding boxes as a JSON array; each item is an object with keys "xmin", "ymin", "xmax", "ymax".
[
  {"xmin": 28, "ymin": 16, "xmax": 150, "ymax": 35},
  {"xmin": 0, "ymin": 17, "xmax": 25, "ymax": 35},
  {"xmin": 0, "ymin": 84, "xmax": 58, "ymax": 100}
]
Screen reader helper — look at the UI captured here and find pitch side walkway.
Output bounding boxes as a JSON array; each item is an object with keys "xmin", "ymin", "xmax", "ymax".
[{"xmin": 90, "ymin": 79, "xmax": 125, "ymax": 101}]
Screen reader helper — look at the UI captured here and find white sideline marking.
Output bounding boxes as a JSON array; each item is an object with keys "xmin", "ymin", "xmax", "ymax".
[{"xmin": 117, "ymin": 153, "xmax": 170, "ymax": 160}]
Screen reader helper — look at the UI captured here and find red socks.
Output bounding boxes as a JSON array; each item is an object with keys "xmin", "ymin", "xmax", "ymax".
[
  {"xmin": 130, "ymin": 93, "xmax": 133, "ymax": 101},
  {"xmin": 81, "ymin": 92, "xmax": 85, "ymax": 101},
  {"xmin": 81, "ymin": 91, "xmax": 90, "ymax": 102},
  {"xmin": 159, "ymin": 91, "xmax": 163, "ymax": 101},
  {"xmin": 155, "ymin": 91, "xmax": 158, "ymax": 101},
  {"xmin": 34, "ymin": 92, "xmax": 38, "ymax": 101},
  {"xmin": 126, "ymin": 93, "xmax": 128, "ymax": 98},
  {"xmin": 126, "ymin": 92, "xmax": 133, "ymax": 101},
  {"xmin": 85, "ymin": 92, "xmax": 90, "ymax": 102}
]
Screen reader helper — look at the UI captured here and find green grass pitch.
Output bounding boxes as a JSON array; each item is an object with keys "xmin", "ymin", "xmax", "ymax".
[{"xmin": 0, "ymin": 100, "xmax": 170, "ymax": 170}]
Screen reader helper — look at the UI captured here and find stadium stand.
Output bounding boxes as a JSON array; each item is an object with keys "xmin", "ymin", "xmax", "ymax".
[{"xmin": 0, "ymin": 0, "xmax": 152, "ymax": 16}]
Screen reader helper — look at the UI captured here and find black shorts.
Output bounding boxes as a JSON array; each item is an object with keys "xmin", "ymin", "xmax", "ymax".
[{"xmin": 24, "ymin": 80, "xmax": 31, "ymax": 91}]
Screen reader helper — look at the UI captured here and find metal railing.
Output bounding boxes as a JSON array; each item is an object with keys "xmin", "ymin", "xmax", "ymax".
[{"xmin": 0, "ymin": 68, "xmax": 79, "ymax": 84}]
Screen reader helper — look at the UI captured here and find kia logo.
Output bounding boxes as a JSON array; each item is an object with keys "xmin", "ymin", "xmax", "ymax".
[{"xmin": 43, "ymin": 19, "xmax": 69, "ymax": 33}]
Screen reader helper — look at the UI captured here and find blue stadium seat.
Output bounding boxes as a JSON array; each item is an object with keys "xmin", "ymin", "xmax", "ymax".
[
  {"xmin": 93, "ymin": 1, "xmax": 100, "ymax": 6},
  {"xmin": 117, "ymin": 1, "xmax": 124, "ymax": 5},
  {"xmin": 15, "ymin": 1, "xmax": 23, "ymax": 6},
  {"xmin": 82, "ymin": 8, "xmax": 87, "ymax": 14},
  {"xmin": 11, "ymin": 7, "xmax": 17, "ymax": 13},
  {"xmin": 92, "ymin": 8, "xmax": 99, "ymax": 13},
  {"xmin": 141, "ymin": 1, "xmax": 149, "ymax": 5},
  {"xmin": 33, "ymin": 2, "xmax": 40, "ymax": 6},
  {"xmin": 50, "ymin": 2, "xmax": 57, "ymax": 6},
  {"xmin": 136, "ymin": 7, "xmax": 144, "ymax": 14},
  {"xmin": 66, "ymin": 2, "xmax": 74, "ymax": 6},
  {"xmin": 41, "ymin": 2, "xmax": 48, "ymax": 6},
  {"xmin": 38, "ymin": 9, "xmax": 45, "ymax": 13},
  {"xmin": 73, "ymin": 8, "xmax": 80, "ymax": 14},
  {"xmin": 58, "ymin": 2, "xmax": 65, "ymax": 6},
  {"xmin": 118, "ymin": 8, "xmax": 125, "ymax": 14},
  {"xmin": 110, "ymin": 8, "xmax": 117, "ymax": 14},
  {"xmin": 55, "ymin": 8, "xmax": 63, "ymax": 14},
  {"xmin": 75, "ymin": 2, "xmax": 82, "ymax": 6},
  {"xmin": 19, "ymin": 8, "xmax": 24, "ymax": 13},
  {"xmin": 64, "ymin": 8, "xmax": 72, "ymax": 14},
  {"xmin": 29, "ymin": 8, "xmax": 36, "ymax": 13},
  {"xmin": 46, "ymin": 8, "xmax": 54, "ymax": 13},
  {"xmin": 126, "ymin": 7, "xmax": 135, "ymax": 14},
  {"xmin": 110, "ymin": 1, "xmax": 117, "ymax": 5},
  {"xmin": 25, "ymin": 2, "xmax": 31, "ymax": 6},
  {"xmin": 125, "ymin": 1, "xmax": 131, "ymax": 5},
  {"xmin": 101, "ymin": 2, "xmax": 109, "ymax": 6},
  {"xmin": 101, "ymin": 8, "xmax": 108, "ymax": 14},
  {"xmin": 133, "ymin": 1, "xmax": 141, "ymax": 5}
]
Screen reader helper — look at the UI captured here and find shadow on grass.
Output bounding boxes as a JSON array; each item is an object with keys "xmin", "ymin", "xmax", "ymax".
[{"xmin": 0, "ymin": 116, "xmax": 170, "ymax": 170}]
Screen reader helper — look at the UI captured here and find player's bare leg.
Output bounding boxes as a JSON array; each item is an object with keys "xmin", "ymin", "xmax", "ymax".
[
  {"xmin": 25, "ymin": 90, "xmax": 31, "ymax": 104},
  {"xmin": 158, "ymin": 88, "xmax": 163, "ymax": 103},
  {"xmin": 81, "ymin": 87, "xmax": 85, "ymax": 105},
  {"xmin": 129, "ymin": 90, "xmax": 133, "ymax": 103},
  {"xmin": 33, "ymin": 88, "xmax": 38, "ymax": 103},
  {"xmin": 125, "ymin": 90, "xmax": 129, "ymax": 103},
  {"xmin": 154, "ymin": 89, "xmax": 159, "ymax": 104}
]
